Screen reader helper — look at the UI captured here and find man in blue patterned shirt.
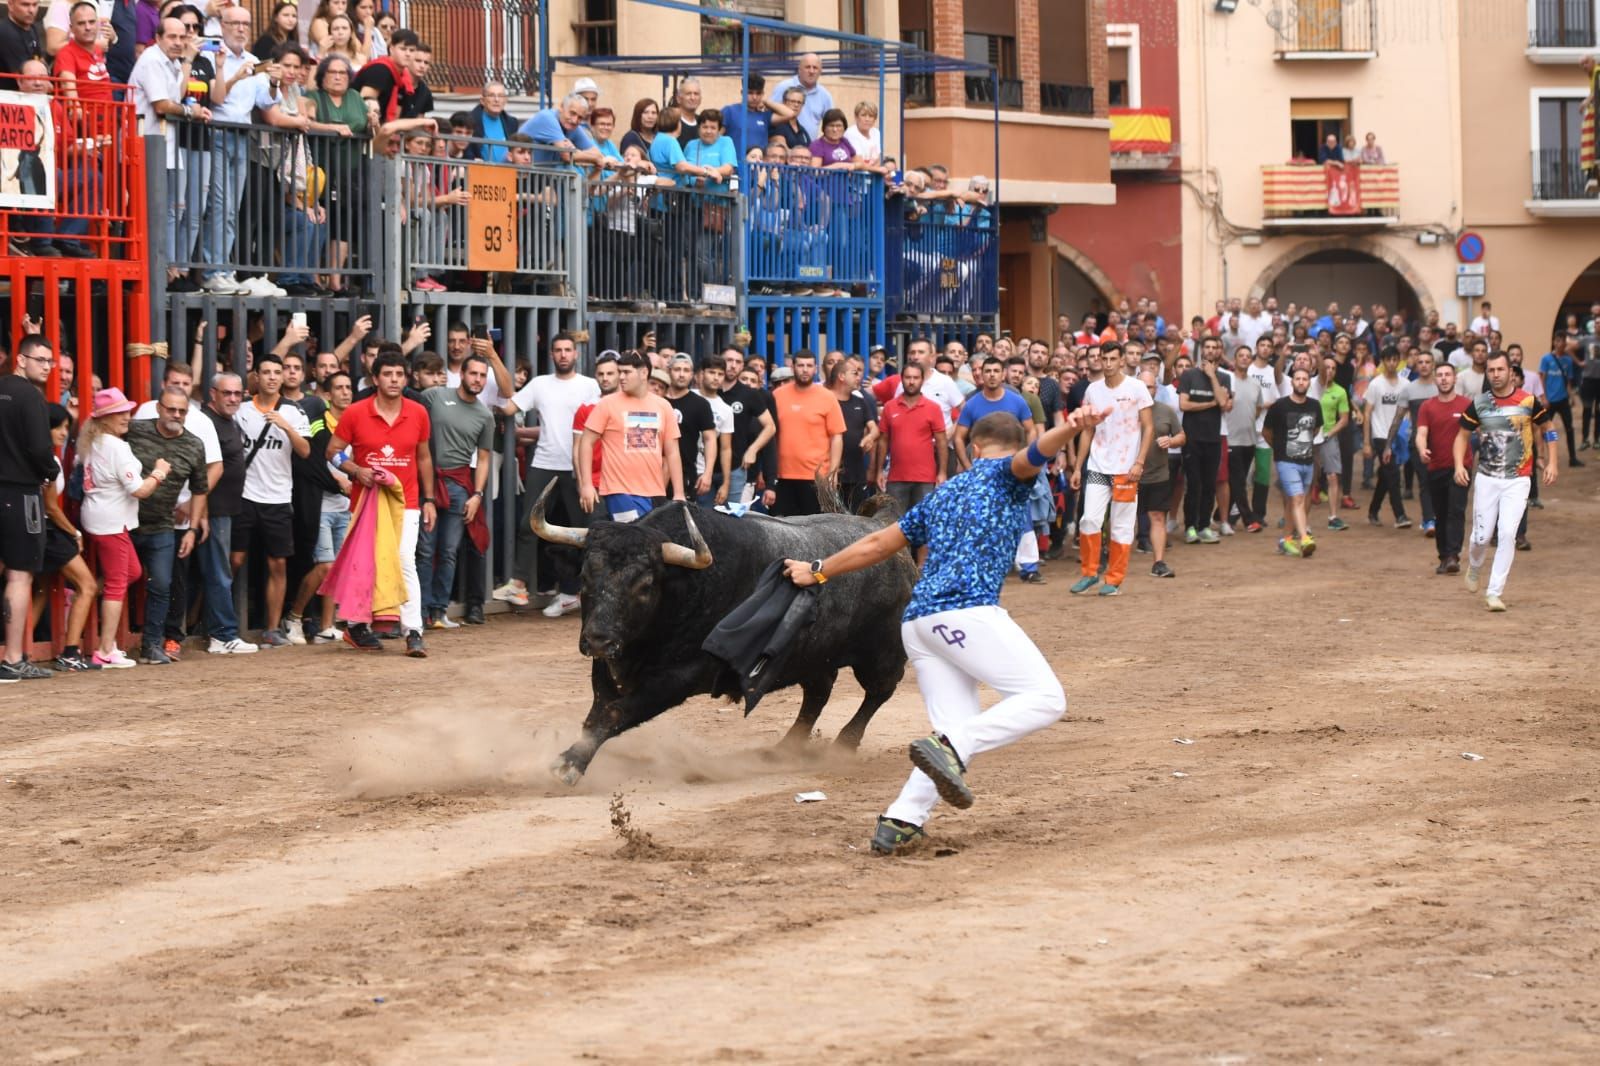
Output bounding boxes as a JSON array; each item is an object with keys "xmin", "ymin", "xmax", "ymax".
[{"xmin": 785, "ymin": 403, "xmax": 1108, "ymax": 854}]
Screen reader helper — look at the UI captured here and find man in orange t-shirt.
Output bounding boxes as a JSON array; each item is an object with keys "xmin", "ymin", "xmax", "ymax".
[
  {"xmin": 767, "ymin": 349, "xmax": 845, "ymax": 516},
  {"xmin": 577, "ymin": 351, "xmax": 683, "ymax": 523}
]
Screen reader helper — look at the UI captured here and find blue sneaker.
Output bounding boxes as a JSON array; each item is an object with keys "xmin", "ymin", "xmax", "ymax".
[
  {"xmin": 1328, "ymin": 516, "xmax": 1349, "ymax": 531},
  {"xmin": 1069, "ymin": 574, "xmax": 1100, "ymax": 595},
  {"xmin": 1423, "ymin": 520, "xmax": 1436, "ymax": 538},
  {"xmin": 1097, "ymin": 583, "xmax": 1121, "ymax": 597}
]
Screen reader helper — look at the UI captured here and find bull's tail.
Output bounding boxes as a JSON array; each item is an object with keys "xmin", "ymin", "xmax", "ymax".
[{"xmin": 814, "ymin": 469, "xmax": 846, "ymax": 515}]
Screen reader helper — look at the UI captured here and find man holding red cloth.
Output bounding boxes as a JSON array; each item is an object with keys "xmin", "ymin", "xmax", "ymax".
[{"xmin": 326, "ymin": 350, "xmax": 436, "ymax": 657}]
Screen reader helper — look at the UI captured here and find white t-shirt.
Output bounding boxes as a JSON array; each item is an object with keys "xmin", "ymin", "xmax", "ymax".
[
  {"xmin": 81, "ymin": 434, "xmax": 145, "ymax": 536},
  {"xmin": 1084, "ymin": 376, "xmax": 1153, "ymax": 475},
  {"xmin": 844, "ymin": 125, "xmax": 881, "ymax": 163},
  {"xmin": 1364, "ymin": 373, "xmax": 1408, "ymax": 440},
  {"xmin": 895, "ymin": 367, "xmax": 964, "ymax": 427},
  {"xmin": 1155, "ymin": 383, "xmax": 1183, "ymax": 454},
  {"xmin": 234, "ymin": 399, "xmax": 311, "ymax": 505},
  {"xmin": 511, "ymin": 373, "xmax": 600, "ymax": 470},
  {"xmin": 691, "ymin": 389, "xmax": 735, "ymax": 477},
  {"xmin": 1237, "ymin": 312, "xmax": 1273, "ymax": 350},
  {"xmin": 1469, "ymin": 315, "xmax": 1499, "ymax": 337},
  {"xmin": 129, "ymin": 46, "xmax": 182, "ymax": 168}
]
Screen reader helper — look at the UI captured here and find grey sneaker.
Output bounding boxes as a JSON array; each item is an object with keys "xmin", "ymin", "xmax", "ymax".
[
  {"xmin": 1197, "ymin": 528, "xmax": 1221, "ymax": 544},
  {"xmin": 870, "ymin": 815, "xmax": 925, "ymax": 855},
  {"xmin": 258, "ymin": 628, "xmax": 291, "ymax": 648},
  {"xmin": 908, "ymin": 735, "xmax": 974, "ymax": 809},
  {"xmin": 0, "ymin": 659, "xmax": 53, "ymax": 681},
  {"xmin": 139, "ymin": 644, "xmax": 173, "ymax": 665}
]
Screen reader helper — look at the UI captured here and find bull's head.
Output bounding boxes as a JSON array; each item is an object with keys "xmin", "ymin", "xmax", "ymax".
[{"xmin": 530, "ymin": 483, "xmax": 711, "ymax": 664}]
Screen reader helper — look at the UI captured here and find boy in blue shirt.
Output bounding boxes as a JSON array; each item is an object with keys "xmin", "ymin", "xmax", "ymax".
[
  {"xmin": 683, "ymin": 110, "xmax": 738, "ymax": 194},
  {"xmin": 784, "ymin": 403, "xmax": 1109, "ymax": 854}
]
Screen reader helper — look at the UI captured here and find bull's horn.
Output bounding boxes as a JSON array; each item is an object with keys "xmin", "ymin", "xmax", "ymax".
[
  {"xmin": 530, "ymin": 479, "xmax": 588, "ymax": 547},
  {"xmin": 661, "ymin": 507, "xmax": 713, "ymax": 569}
]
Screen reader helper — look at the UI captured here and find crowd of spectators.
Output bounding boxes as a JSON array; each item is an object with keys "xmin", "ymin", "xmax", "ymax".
[
  {"xmin": 0, "ymin": 4, "xmax": 994, "ymax": 304},
  {"xmin": 4, "ymin": 294, "xmax": 1599, "ymax": 677}
]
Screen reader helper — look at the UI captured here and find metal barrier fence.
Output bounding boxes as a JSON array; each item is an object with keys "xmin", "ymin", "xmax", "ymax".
[
  {"xmin": 154, "ymin": 120, "xmax": 380, "ymax": 293},
  {"xmin": 746, "ymin": 296, "xmax": 885, "ymax": 366},
  {"xmin": 0, "ymin": 77, "xmax": 145, "ymax": 260},
  {"xmin": 587, "ymin": 174, "xmax": 738, "ymax": 307},
  {"xmin": 743, "ymin": 163, "xmax": 884, "ymax": 290},
  {"xmin": 885, "ymin": 206, "xmax": 1000, "ymax": 320},
  {"xmin": 384, "ymin": 146, "xmax": 581, "ymax": 291}
]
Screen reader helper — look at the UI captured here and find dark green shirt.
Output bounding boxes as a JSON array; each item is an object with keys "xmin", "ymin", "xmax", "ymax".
[{"xmin": 126, "ymin": 420, "xmax": 209, "ymax": 533}]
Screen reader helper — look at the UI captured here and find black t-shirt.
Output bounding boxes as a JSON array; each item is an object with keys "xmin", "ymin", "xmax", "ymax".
[
  {"xmin": 720, "ymin": 382, "xmax": 770, "ymax": 467},
  {"xmin": 174, "ymin": 54, "xmax": 216, "ymax": 152},
  {"xmin": 676, "ymin": 114, "xmax": 699, "ymax": 146},
  {"xmin": 669, "ymin": 391, "xmax": 715, "ymax": 487},
  {"xmin": 0, "ymin": 18, "xmax": 44, "ymax": 86},
  {"xmin": 835, "ymin": 388, "xmax": 878, "ymax": 483},
  {"xmin": 353, "ymin": 61, "xmax": 410, "ymax": 121},
  {"xmin": 1177, "ymin": 366, "xmax": 1232, "ymax": 443},
  {"xmin": 205, "ymin": 405, "xmax": 247, "ymax": 517},
  {"xmin": 1264, "ymin": 395, "xmax": 1321, "ymax": 464},
  {"xmin": 406, "ymin": 79, "xmax": 434, "ymax": 119},
  {"xmin": 772, "ymin": 120, "xmax": 809, "ymax": 150},
  {"xmin": 1066, "ymin": 375, "xmax": 1094, "ymax": 414},
  {"xmin": 1035, "ymin": 375, "xmax": 1061, "ymax": 425}
]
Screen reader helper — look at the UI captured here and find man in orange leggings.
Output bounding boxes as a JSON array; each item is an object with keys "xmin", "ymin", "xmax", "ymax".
[{"xmin": 1069, "ymin": 341, "xmax": 1154, "ymax": 597}]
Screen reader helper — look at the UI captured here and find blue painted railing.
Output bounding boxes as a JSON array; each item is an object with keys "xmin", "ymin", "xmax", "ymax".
[
  {"xmin": 742, "ymin": 164, "xmax": 884, "ymax": 290},
  {"xmin": 885, "ymin": 204, "xmax": 1000, "ymax": 320}
]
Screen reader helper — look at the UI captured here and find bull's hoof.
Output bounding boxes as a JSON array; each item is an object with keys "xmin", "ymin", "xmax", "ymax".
[{"xmin": 550, "ymin": 757, "xmax": 585, "ymax": 787}]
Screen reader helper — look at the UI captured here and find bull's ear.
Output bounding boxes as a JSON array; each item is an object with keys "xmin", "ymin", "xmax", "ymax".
[{"xmin": 661, "ymin": 508, "xmax": 713, "ymax": 569}]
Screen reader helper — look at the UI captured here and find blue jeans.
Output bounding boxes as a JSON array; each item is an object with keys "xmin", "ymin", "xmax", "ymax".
[
  {"xmin": 203, "ymin": 129, "xmax": 250, "ymax": 276},
  {"xmin": 131, "ymin": 529, "xmax": 177, "ymax": 649},
  {"xmin": 174, "ymin": 147, "xmax": 210, "ymax": 262},
  {"xmin": 417, "ymin": 479, "xmax": 476, "ymax": 614},
  {"xmin": 283, "ymin": 206, "xmax": 327, "ymax": 286},
  {"xmin": 199, "ymin": 514, "xmax": 240, "ymax": 641}
]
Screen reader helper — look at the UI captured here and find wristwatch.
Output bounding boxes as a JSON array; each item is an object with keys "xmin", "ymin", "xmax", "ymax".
[
  {"xmin": 469, "ymin": 490, "xmax": 484, "ymax": 500},
  {"xmin": 810, "ymin": 559, "xmax": 828, "ymax": 585}
]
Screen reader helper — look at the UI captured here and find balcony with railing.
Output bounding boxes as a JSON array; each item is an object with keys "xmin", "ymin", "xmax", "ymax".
[
  {"xmin": 1528, "ymin": 0, "xmax": 1599, "ymax": 58},
  {"xmin": 1271, "ymin": 0, "xmax": 1377, "ymax": 59},
  {"xmin": 393, "ymin": 0, "xmax": 542, "ymax": 94},
  {"xmin": 1261, "ymin": 162, "xmax": 1401, "ymax": 228},
  {"xmin": 964, "ymin": 76, "xmax": 1023, "ymax": 110},
  {"xmin": 1526, "ymin": 148, "xmax": 1600, "ymax": 215},
  {"xmin": 1041, "ymin": 83, "xmax": 1095, "ymax": 116}
]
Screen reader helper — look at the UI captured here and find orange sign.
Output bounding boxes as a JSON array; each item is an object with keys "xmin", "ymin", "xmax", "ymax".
[{"xmin": 466, "ymin": 164, "xmax": 517, "ymax": 272}]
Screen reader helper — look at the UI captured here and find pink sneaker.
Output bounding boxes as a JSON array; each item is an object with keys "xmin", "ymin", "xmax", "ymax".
[
  {"xmin": 92, "ymin": 648, "xmax": 137, "ymax": 669},
  {"xmin": 414, "ymin": 277, "xmax": 447, "ymax": 292}
]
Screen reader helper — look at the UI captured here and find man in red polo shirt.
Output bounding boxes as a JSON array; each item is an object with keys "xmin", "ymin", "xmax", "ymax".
[
  {"xmin": 327, "ymin": 350, "xmax": 436, "ymax": 656},
  {"xmin": 54, "ymin": 2, "xmax": 113, "ymax": 102},
  {"xmin": 874, "ymin": 361, "xmax": 948, "ymax": 515}
]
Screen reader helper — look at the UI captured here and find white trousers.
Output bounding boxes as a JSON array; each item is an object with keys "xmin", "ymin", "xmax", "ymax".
[
  {"xmin": 399, "ymin": 509, "xmax": 423, "ymax": 633},
  {"xmin": 1014, "ymin": 530, "xmax": 1039, "ymax": 568},
  {"xmin": 1080, "ymin": 478, "xmax": 1136, "ymax": 543},
  {"xmin": 1466, "ymin": 472, "xmax": 1528, "ymax": 597},
  {"xmin": 886, "ymin": 606, "xmax": 1066, "ymax": 827}
]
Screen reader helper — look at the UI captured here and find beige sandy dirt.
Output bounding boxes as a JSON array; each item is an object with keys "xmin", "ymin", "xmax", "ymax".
[{"xmin": 3, "ymin": 474, "xmax": 1599, "ymax": 1064}]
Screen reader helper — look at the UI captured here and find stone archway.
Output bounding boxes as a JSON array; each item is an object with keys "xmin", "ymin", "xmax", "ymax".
[
  {"xmin": 1048, "ymin": 236, "xmax": 1123, "ymax": 315},
  {"xmin": 1247, "ymin": 236, "xmax": 1437, "ymax": 314}
]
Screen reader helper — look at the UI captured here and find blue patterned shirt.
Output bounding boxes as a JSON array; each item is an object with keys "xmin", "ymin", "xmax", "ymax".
[{"xmin": 897, "ymin": 457, "xmax": 1031, "ymax": 622}]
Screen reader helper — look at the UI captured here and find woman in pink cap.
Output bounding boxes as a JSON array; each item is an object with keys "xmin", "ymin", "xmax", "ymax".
[{"xmin": 77, "ymin": 388, "xmax": 171, "ymax": 669}]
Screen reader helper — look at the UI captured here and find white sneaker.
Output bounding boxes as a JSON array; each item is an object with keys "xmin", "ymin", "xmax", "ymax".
[
  {"xmin": 541, "ymin": 593, "xmax": 580, "ymax": 618},
  {"xmin": 1220, "ymin": 522, "xmax": 1235, "ymax": 536},
  {"xmin": 283, "ymin": 615, "xmax": 308, "ymax": 645},
  {"xmin": 313, "ymin": 628, "xmax": 342, "ymax": 644},
  {"xmin": 200, "ymin": 272, "xmax": 245, "ymax": 294},
  {"xmin": 241, "ymin": 275, "xmax": 287, "ymax": 297},
  {"xmin": 1165, "ymin": 517, "xmax": 1179, "ymax": 534},
  {"xmin": 208, "ymin": 637, "xmax": 260, "ymax": 654},
  {"xmin": 492, "ymin": 581, "xmax": 529, "ymax": 607},
  {"xmin": 437, "ymin": 615, "xmax": 462, "ymax": 629}
]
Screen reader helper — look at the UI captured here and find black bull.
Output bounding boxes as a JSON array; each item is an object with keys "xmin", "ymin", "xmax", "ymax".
[{"xmin": 531, "ymin": 485, "xmax": 915, "ymax": 785}]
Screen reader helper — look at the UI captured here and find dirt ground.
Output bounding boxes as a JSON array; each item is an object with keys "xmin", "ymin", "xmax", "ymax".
[{"xmin": 3, "ymin": 469, "xmax": 1599, "ymax": 1065}]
